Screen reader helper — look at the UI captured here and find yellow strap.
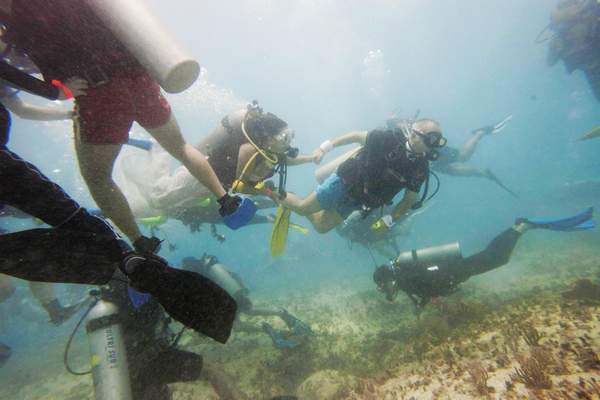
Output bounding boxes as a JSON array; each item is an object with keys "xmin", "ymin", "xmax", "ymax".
[{"xmin": 241, "ymin": 120, "xmax": 278, "ymax": 164}]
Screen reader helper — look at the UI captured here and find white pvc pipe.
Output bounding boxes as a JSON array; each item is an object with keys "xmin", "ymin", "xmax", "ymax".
[{"xmin": 85, "ymin": 0, "xmax": 200, "ymax": 93}]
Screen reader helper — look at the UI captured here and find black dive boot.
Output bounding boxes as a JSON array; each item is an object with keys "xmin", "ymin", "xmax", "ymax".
[
  {"xmin": 44, "ymin": 298, "xmax": 86, "ymax": 326},
  {"xmin": 133, "ymin": 236, "xmax": 163, "ymax": 254}
]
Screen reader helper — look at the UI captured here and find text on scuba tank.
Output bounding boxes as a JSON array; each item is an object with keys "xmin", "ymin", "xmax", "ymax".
[{"xmin": 105, "ymin": 328, "xmax": 118, "ymax": 367}]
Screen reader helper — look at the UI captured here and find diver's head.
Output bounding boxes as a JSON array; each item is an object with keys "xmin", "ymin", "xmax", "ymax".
[
  {"xmin": 408, "ymin": 119, "xmax": 446, "ymax": 161},
  {"xmin": 245, "ymin": 113, "xmax": 297, "ymax": 156},
  {"xmin": 373, "ymin": 265, "xmax": 400, "ymax": 302},
  {"xmin": 263, "ymin": 125, "xmax": 297, "ymax": 155}
]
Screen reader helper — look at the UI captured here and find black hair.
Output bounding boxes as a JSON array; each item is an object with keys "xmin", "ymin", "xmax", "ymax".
[
  {"xmin": 373, "ymin": 265, "xmax": 395, "ymax": 286},
  {"xmin": 244, "ymin": 113, "xmax": 288, "ymax": 144}
]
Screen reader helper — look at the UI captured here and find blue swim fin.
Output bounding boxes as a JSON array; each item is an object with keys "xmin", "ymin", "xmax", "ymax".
[
  {"xmin": 518, "ymin": 207, "xmax": 594, "ymax": 231},
  {"xmin": 262, "ymin": 322, "xmax": 297, "ymax": 349}
]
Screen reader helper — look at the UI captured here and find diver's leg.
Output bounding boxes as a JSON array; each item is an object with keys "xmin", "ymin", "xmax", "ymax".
[
  {"xmin": 0, "ymin": 148, "xmax": 80, "ymax": 226},
  {"xmin": 453, "ymin": 227, "xmax": 524, "ymax": 280},
  {"xmin": 244, "ymin": 308, "xmax": 281, "ymax": 317},
  {"xmin": 436, "ymin": 163, "xmax": 487, "ymax": 178},
  {"xmin": 29, "ymin": 282, "xmax": 81, "ymax": 326},
  {"xmin": 146, "ymin": 114, "xmax": 227, "ymax": 199},
  {"xmin": 281, "ymin": 191, "xmax": 323, "ymax": 216},
  {"xmin": 306, "ymin": 209, "xmax": 345, "ymax": 234},
  {"xmin": 233, "ymin": 319, "xmax": 264, "ymax": 333},
  {"xmin": 457, "ymin": 130, "xmax": 486, "ymax": 162},
  {"xmin": 75, "ymin": 141, "xmax": 142, "ymax": 243}
]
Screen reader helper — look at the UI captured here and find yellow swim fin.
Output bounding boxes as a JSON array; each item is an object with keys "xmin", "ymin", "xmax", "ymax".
[
  {"xmin": 289, "ymin": 223, "xmax": 309, "ymax": 234},
  {"xmin": 270, "ymin": 204, "xmax": 291, "ymax": 258},
  {"xmin": 574, "ymin": 126, "xmax": 600, "ymax": 142}
]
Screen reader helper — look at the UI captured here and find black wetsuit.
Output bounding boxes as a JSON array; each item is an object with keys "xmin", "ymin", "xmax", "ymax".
[
  {"xmin": 394, "ymin": 228, "xmax": 522, "ymax": 301},
  {"xmin": 100, "ymin": 280, "xmax": 203, "ymax": 400}
]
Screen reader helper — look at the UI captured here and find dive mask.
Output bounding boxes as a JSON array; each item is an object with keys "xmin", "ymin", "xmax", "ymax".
[
  {"xmin": 412, "ymin": 128, "xmax": 447, "ymax": 149},
  {"xmin": 264, "ymin": 127, "xmax": 298, "ymax": 157},
  {"xmin": 373, "ymin": 265, "xmax": 399, "ymax": 301}
]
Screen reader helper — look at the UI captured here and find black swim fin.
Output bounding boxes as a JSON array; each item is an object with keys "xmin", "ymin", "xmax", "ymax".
[
  {"xmin": 122, "ymin": 255, "xmax": 237, "ymax": 344},
  {"xmin": 0, "ymin": 228, "xmax": 122, "ymax": 285},
  {"xmin": 485, "ymin": 169, "xmax": 519, "ymax": 198}
]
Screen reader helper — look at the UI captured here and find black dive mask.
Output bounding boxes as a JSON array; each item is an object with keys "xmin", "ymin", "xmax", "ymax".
[
  {"xmin": 413, "ymin": 128, "xmax": 447, "ymax": 149},
  {"xmin": 373, "ymin": 265, "xmax": 399, "ymax": 302}
]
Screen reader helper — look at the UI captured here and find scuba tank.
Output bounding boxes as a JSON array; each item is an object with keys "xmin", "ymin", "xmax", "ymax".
[
  {"xmin": 205, "ymin": 262, "xmax": 244, "ymax": 302},
  {"xmin": 86, "ymin": 300, "xmax": 133, "ymax": 400},
  {"xmin": 396, "ymin": 242, "xmax": 463, "ymax": 269}
]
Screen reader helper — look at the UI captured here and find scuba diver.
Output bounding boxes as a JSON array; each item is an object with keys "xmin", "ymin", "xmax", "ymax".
[
  {"xmin": 2, "ymin": 0, "xmax": 256, "ymax": 254},
  {"xmin": 386, "ymin": 111, "xmax": 518, "ymax": 198},
  {"xmin": 336, "ymin": 203, "xmax": 434, "ymax": 259},
  {"xmin": 373, "ymin": 208, "xmax": 596, "ymax": 315},
  {"xmin": 112, "ymin": 101, "xmax": 314, "ymax": 224},
  {"xmin": 275, "ymin": 119, "xmax": 446, "ymax": 235},
  {"xmin": 73, "ymin": 275, "xmax": 247, "ymax": 399},
  {"xmin": 544, "ymin": 0, "xmax": 600, "ymax": 102},
  {"xmin": 181, "ymin": 255, "xmax": 315, "ymax": 349}
]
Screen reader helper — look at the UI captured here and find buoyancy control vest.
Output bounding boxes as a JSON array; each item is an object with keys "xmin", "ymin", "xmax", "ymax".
[{"xmin": 336, "ymin": 129, "xmax": 429, "ymax": 215}]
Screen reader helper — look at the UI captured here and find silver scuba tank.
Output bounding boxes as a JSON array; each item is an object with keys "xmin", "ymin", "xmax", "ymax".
[
  {"xmin": 205, "ymin": 263, "xmax": 244, "ymax": 301},
  {"xmin": 396, "ymin": 242, "xmax": 463, "ymax": 269},
  {"xmin": 86, "ymin": 300, "xmax": 133, "ymax": 400}
]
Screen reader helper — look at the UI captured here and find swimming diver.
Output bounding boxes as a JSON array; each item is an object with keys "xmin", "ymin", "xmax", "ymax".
[
  {"xmin": 275, "ymin": 119, "xmax": 446, "ymax": 236},
  {"xmin": 113, "ymin": 101, "xmax": 314, "ymax": 223},
  {"xmin": 181, "ymin": 255, "xmax": 315, "ymax": 349},
  {"xmin": 386, "ymin": 111, "xmax": 518, "ymax": 198},
  {"xmin": 373, "ymin": 208, "xmax": 596, "ymax": 315}
]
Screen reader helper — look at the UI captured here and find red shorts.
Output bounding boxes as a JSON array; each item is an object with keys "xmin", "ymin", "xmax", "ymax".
[{"xmin": 74, "ymin": 69, "xmax": 172, "ymax": 145}]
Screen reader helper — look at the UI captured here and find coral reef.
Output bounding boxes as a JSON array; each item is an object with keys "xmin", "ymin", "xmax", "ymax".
[{"xmin": 510, "ymin": 348, "xmax": 554, "ymax": 389}]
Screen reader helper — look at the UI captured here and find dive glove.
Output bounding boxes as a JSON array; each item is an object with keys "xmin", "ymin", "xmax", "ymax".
[{"xmin": 217, "ymin": 194, "xmax": 242, "ymax": 217}]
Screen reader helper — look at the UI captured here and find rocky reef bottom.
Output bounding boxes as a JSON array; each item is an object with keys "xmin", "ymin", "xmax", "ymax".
[{"xmin": 2, "ymin": 234, "xmax": 600, "ymax": 399}]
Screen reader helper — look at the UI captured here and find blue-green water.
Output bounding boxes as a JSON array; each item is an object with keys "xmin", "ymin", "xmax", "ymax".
[{"xmin": 1, "ymin": 0, "xmax": 599, "ymax": 398}]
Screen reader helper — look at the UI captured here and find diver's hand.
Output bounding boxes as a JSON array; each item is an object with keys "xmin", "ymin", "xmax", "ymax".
[
  {"xmin": 59, "ymin": 77, "xmax": 88, "ymax": 99},
  {"xmin": 262, "ymin": 180, "xmax": 276, "ymax": 196},
  {"xmin": 311, "ymin": 147, "xmax": 325, "ymax": 165},
  {"xmin": 371, "ymin": 215, "xmax": 393, "ymax": 236},
  {"xmin": 217, "ymin": 193, "xmax": 241, "ymax": 217}
]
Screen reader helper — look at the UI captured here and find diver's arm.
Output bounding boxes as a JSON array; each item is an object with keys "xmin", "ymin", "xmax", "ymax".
[
  {"xmin": 311, "ymin": 130, "xmax": 368, "ymax": 164},
  {"xmin": 391, "ymin": 190, "xmax": 419, "ymax": 222},
  {"xmin": 2, "ymin": 95, "xmax": 73, "ymax": 121},
  {"xmin": 287, "ymin": 155, "xmax": 312, "ymax": 165}
]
